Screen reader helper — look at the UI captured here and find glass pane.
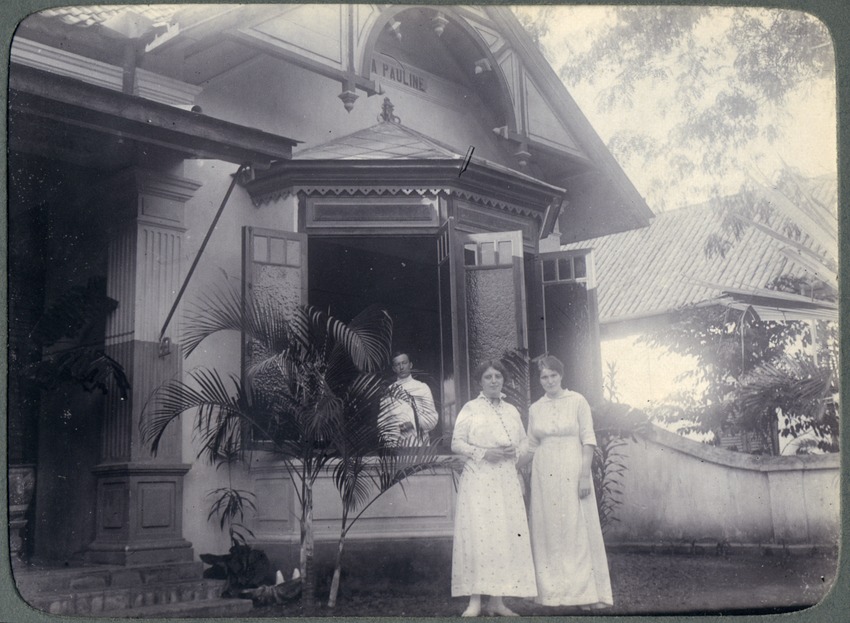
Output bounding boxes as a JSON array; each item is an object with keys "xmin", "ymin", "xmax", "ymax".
[
  {"xmin": 466, "ymin": 268, "xmax": 517, "ymax": 374},
  {"xmin": 253, "ymin": 236, "xmax": 268, "ymax": 262},
  {"xmin": 480, "ymin": 242, "xmax": 496, "ymax": 266},
  {"xmin": 497, "ymin": 240, "xmax": 512, "ymax": 265},
  {"xmin": 574, "ymin": 255, "xmax": 587, "ymax": 278},
  {"xmin": 464, "ymin": 244, "xmax": 477, "ymax": 266},
  {"xmin": 286, "ymin": 239, "xmax": 301, "ymax": 267},
  {"xmin": 269, "ymin": 237, "xmax": 285, "ymax": 265},
  {"xmin": 542, "ymin": 259, "xmax": 556, "ymax": 282},
  {"xmin": 558, "ymin": 257, "xmax": 572, "ymax": 281}
]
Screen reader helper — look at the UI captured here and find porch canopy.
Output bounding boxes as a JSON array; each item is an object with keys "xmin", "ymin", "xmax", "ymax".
[
  {"xmin": 245, "ymin": 115, "xmax": 565, "ymax": 241},
  {"xmin": 8, "ymin": 64, "xmax": 299, "ymax": 170}
]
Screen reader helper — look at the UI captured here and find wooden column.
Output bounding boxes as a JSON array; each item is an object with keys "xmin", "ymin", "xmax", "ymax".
[{"xmin": 87, "ymin": 168, "xmax": 201, "ymax": 565}]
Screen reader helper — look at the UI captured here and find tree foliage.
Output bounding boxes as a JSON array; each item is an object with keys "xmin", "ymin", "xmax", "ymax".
[
  {"xmin": 528, "ymin": 6, "xmax": 834, "ymax": 209},
  {"xmin": 641, "ymin": 301, "xmax": 837, "ymax": 453},
  {"xmin": 641, "ymin": 305, "xmax": 794, "ymax": 439}
]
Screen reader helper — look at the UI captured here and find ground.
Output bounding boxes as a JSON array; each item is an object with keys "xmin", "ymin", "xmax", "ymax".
[{"xmin": 246, "ymin": 550, "xmax": 838, "ymax": 617}]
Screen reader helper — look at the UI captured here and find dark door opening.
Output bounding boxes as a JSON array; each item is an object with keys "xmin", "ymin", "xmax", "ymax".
[{"xmin": 308, "ymin": 235, "xmax": 443, "ymax": 437}]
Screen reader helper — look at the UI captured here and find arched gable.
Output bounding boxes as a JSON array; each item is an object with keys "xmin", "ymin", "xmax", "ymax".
[{"xmin": 355, "ymin": 6, "xmax": 519, "ymax": 134}]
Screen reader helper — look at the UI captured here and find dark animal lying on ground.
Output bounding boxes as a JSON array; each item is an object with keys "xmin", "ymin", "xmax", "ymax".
[{"xmin": 200, "ymin": 544, "xmax": 275, "ymax": 597}]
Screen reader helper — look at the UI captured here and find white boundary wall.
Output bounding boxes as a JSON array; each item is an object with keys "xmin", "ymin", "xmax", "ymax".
[{"xmin": 607, "ymin": 426, "xmax": 840, "ymax": 547}]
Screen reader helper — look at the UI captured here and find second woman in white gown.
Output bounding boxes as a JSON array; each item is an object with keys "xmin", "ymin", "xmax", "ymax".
[{"xmin": 527, "ymin": 355, "xmax": 613, "ymax": 609}]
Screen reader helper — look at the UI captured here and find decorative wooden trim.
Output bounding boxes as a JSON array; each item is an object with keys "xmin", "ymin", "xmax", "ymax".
[
  {"xmin": 245, "ymin": 161, "xmax": 561, "ymax": 240},
  {"xmin": 450, "ymin": 189, "xmax": 540, "ymax": 221},
  {"xmin": 227, "ymin": 27, "xmax": 379, "ymax": 96},
  {"xmin": 455, "ymin": 200, "xmax": 537, "ymax": 245},
  {"xmin": 305, "ymin": 196, "xmax": 439, "ymax": 229},
  {"xmin": 253, "ymin": 185, "xmax": 449, "ymax": 206}
]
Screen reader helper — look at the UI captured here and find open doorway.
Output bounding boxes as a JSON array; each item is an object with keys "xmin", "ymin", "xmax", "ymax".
[{"xmin": 308, "ymin": 235, "xmax": 443, "ymax": 437}]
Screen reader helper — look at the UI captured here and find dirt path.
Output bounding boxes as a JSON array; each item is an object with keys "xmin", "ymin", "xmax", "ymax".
[{"xmin": 248, "ymin": 551, "xmax": 838, "ymax": 617}]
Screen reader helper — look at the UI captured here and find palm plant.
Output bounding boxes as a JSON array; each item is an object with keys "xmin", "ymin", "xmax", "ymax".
[
  {"xmin": 326, "ymin": 404, "xmax": 452, "ymax": 607},
  {"xmin": 590, "ymin": 400, "xmax": 650, "ymax": 533},
  {"xmin": 141, "ymin": 284, "xmax": 392, "ymax": 607},
  {"xmin": 734, "ymin": 353, "xmax": 838, "ymax": 452},
  {"xmin": 207, "ymin": 485, "xmax": 257, "ymax": 546}
]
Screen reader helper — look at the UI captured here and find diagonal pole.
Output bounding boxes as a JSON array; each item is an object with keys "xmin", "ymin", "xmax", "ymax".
[{"xmin": 158, "ymin": 163, "xmax": 248, "ymax": 346}]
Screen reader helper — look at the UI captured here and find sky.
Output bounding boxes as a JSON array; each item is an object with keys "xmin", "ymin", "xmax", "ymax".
[{"xmin": 515, "ymin": 6, "xmax": 838, "ymax": 212}]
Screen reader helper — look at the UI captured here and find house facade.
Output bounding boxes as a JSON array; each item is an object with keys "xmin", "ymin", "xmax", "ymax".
[{"xmin": 7, "ymin": 4, "xmax": 651, "ymax": 568}]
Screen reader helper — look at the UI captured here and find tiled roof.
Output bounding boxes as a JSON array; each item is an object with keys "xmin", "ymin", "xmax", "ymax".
[
  {"xmin": 565, "ymin": 195, "xmax": 834, "ymax": 324},
  {"xmin": 294, "ymin": 122, "xmax": 463, "ymax": 161},
  {"xmin": 37, "ymin": 5, "xmax": 182, "ymax": 27}
]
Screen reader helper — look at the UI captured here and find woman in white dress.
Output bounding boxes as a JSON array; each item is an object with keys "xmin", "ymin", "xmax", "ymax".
[
  {"xmin": 527, "ymin": 355, "xmax": 613, "ymax": 609},
  {"xmin": 451, "ymin": 359, "xmax": 537, "ymax": 617}
]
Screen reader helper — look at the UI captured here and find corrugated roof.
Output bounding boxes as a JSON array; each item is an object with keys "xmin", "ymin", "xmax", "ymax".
[
  {"xmin": 565, "ymin": 197, "xmax": 833, "ymax": 324},
  {"xmin": 294, "ymin": 121, "xmax": 462, "ymax": 161}
]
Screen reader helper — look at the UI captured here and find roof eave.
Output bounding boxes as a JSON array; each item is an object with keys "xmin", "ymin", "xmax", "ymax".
[
  {"xmin": 245, "ymin": 158, "xmax": 565, "ymax": 212},
  {"xmin": 488, "ymin": 7, "xmax": 654, "ymax": 230},
  {"xmin": 9, "ymin": 63, "xmax": 299, "ymax": 166}
]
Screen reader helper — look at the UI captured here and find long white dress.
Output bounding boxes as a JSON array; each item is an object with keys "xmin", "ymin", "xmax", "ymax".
[
  {"xmin": 451, "ymin": 394, "xmax": 537, "ymax": 597},
  {"xmin": 528, "ymin": 391, "xmax": 613, "ymax": 608}
]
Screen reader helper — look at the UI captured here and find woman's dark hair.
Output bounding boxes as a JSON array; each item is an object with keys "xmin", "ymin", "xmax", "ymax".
[
  {"xmin": 473, "ymin": 359, "xmax": 509, "ymax": 386},
  {"xmin": 536, "ymin": 355, "xmax": 565, "ymax": 377}
]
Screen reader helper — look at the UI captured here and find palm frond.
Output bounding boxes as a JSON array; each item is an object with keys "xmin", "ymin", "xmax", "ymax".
[
  {"xmin": 379, "ymin": 438, "xmax": 457, "ymax": 486},
  {"xmin": 500, "ymin": 348, "xmax": 532, "ymax": 411},
  {"xmin": 141, "ymin": 368, "xmax": 244, "ymax": 458},
  {"xmin": 735, "ymin": 354, "xmax": 834, "ymax": 421},
  {"xmin": 25, "ymin": 347, "xmax": 130, "ymax": 398},
  {"xmin": 306, "ymin": 305, "xmax": 393, "ymax": 374},
  {"xmin": 183, "ymin": 285, "xmax": 298, "ymax": 359},
  {"xmin": 182, "ymin": 286, "xmax": 247, "ymax": 357},
  {"xmin": 206, "ymin": 488, "xmax": 258, "ymax": 530},
  {"xmin": 332, "ymin": 456, "xmax": 375, "ymax": 512}
]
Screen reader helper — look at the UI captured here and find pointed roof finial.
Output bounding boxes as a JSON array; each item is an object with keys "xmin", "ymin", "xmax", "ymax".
[{"xmin": 378, "ymin": 97, "xmax": 401, "ymax": 124}]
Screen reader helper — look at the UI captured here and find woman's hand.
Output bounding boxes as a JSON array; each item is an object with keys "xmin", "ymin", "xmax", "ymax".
[
  {"xmin": 578, "ymin": 474, "xmax": 592, "ymax": 498},
  {"xmin": 484, "ymin": 446, "xmax": 516, "ymax": 463}
]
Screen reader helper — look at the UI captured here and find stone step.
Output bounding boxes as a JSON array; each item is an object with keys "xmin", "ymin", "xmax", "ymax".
[
  {"xmin": 13, "ymin": 561, "xmax": 204, "ymax": 595},
  {"xmin": 25, "ymin": 577, "xmax": 230, "ymax": 616},
  {"xmin": 116, "ymin": 597, "xmax": 255, "ymax": 619}
]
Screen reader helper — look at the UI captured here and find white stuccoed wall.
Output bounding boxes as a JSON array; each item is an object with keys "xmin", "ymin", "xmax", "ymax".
[{"xmin": 606, "ymin": 425, "xmax": 840, "ymax": 547}]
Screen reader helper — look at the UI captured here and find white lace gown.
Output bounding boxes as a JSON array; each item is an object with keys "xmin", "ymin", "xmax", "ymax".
[
  {"xmin": 451, "ymin": 395, "xmax": 537, "ymax": 597},
  {"xmin": 528, "ymin": 391, "xmax": 613, "ymax": 608}
]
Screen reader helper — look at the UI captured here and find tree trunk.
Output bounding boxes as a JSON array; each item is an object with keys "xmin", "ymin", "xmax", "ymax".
[
  {"xmin": 299, "ymin": 487, "xmax": 315, "ymax": 610},
  {"xmin": 327, "ymin": 526, "xmax": 347, "ymax": 608}
]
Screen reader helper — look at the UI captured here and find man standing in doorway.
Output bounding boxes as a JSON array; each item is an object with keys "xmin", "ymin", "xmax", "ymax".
[{"xmin": 380, "ymin": 351, "xmax": 438, "ymax": 446}]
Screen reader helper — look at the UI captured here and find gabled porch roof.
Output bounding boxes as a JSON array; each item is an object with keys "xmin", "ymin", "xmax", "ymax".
[
  {"xmin": 295, "ymin": 120, "xmax": 461, "ymax": 161},
  {"xmin": 245, "ymin": 118, "xmax": 566, "ymax": 238}
]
